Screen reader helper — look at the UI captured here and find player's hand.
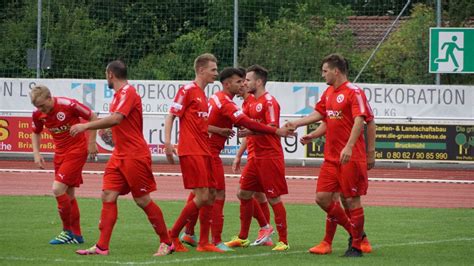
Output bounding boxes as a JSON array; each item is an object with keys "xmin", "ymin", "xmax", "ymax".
[
  {"xmin": 340, "ymin": 145, "xmax": 353, "ymax": 164},
  {"xmin": 300, "ymin": 134, "xmax": 314, "ymax": 145},
  {"xmin": 88, "ymin": 142, "xmax": 98, "ymax": 160},
  {"xmin": 238, "ymin": 128, "xmax": 253, "ymax": 138},
  {"xmin": 33, "ymin": 153, "xmax": 45, "ymax": 169},
  {"xmin": 283, "ymin": 121, "xmax": 297, "ymax": 130},
  {"xmin": 367, "ymin": 150, "xmax": 376, "ymax": 170},
  {"xmin": 218, "ymin": 128, "xmax": 235, "ymax": 139},
  {"xmin": 70, "ymin": 124, "xmax": 88, "ymax": 137},
  {"xmin": 275, "ymin": 126, "xmax": 296, "ymax": 137},
  {"xmin": 164, "ymin": 143, "xmax": 177, "ymax": 164},
  {"xmin": 232, "ymin": 157, "xmax": 241, "ymax": 174}
]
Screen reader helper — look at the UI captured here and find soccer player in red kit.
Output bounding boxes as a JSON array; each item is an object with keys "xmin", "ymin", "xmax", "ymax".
[
  {"xmin": 30, "ymin": 85, "xmax": 98, "ymax": 245},
  {"xmin": 164, "ymin": 53, "xmax": 223, "ymax": 253},
  {"xmin": 225, "ymin": 65, "xmax": 290, "ymax": 251},
  {"xmin": 181, "ymin": 67, "xmax": 293, "ymax": 251},
  {"xmin": 286, "ymin": 53, "xmax": 375, "ymax": 257},
  {"xmin": 232, "ymin": 78, "xmax": 275, "ymax": 247},
  {"xmin": 72, "ymin": 60, "xmax": 173, "ymax": 256}
]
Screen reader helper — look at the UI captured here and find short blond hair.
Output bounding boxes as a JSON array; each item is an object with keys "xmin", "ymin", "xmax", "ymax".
[
  {"xmin": 30, "ymin": 85, "xmax": 52, "ymax": 104},
  {"xmin": 194, "ymin": 53, "xmax": 217, "ymax": 72}
]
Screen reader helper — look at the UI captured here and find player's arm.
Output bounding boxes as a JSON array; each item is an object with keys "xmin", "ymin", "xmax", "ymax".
[
  {"xmin": 208, "ymin": 125, "xmax": 235, "ymax": 139},
  {"xmin": 232, "ymin": 137, "xmax": 248, "ymax": 173},
  {"xmin": 70, "ymin": 112, "xmax": 124, "ymax": 136},
  {"xmin": 164, "ymin": 113, "xmax": 178, "ymax": 164},
  {"xmin": 31, "ymin": 132, "xmax": 45, "ymax": 169},
  {"xmin": 366, "ymin": 120, "xmax": 376, "ymax": 170},
  {"xmin": 87, "ymin": 112, "xmax": 99, "ymax": 159},
  {"xmin": 340, "ymin": 116, "xmax": 365, "ymax": 164},
  {"xmin": 285, "ymin": 111, "xmax": 324, "ymax": 129},
  {"xmin": 300, "ymin": 121, "xmax": 326, "ymax": 145},
  {"xmin": 235, "ymin": 115, "xmax": 293, "ymax": 137}
]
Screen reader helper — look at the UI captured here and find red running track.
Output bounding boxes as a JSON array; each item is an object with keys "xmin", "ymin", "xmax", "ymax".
[{"xmin": 0, "ymin": 160, "xmax": 473, "ymax": 208}]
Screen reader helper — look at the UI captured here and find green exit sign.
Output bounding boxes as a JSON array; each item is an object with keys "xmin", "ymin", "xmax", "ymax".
[{"xmin": 430, "ymin": 28, "xmax": 474, "ymax": 73}]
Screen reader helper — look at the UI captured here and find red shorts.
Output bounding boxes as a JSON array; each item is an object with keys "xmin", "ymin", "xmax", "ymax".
[
  {"xmin": 103, "ymin": 156, "xmax": 157, "ymax": 198},
  {"xmin": 54, "ymin": 151, "xmax": 88, "ymax": 187},
  {"xmin": 317, "ymin": 160, "xmax": 368, "ymax": 197},
  {"xmin": 211, "ymin": 155, "xmax": 225, "ymax": 190},
  {"xmin": 240, "ymin": 158, "xmax": 288, "ymax": 198},
  {"xmin": 179, "ymin": 155, "xmax": 215, "ymax": 189}
]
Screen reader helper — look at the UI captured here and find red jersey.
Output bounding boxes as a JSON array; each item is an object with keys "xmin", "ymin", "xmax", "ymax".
[
  {"xmin": 242, "ymin": 95, "xmax": 256, "ymax": 159},
  {"xmin": 247, "ymin": 92, "xmax": 283, "ymax": 159},
  {"xmin": 32, "ymin": 97, "xmax": 92, "ymax": 154},
  {"xmin": 208, "ymin": 91, "xmax": 246, "ymax": 155},
  {"xmin": 170, "ymin": 82, "xmax": 210, "ymax": 156},
  {"xmin": 109, "ymin": 84, "xmax": 150, "ymax": 159},
  {"xmin": 315, "ymin": 81, "xmax": 372, "ymax": 162}
]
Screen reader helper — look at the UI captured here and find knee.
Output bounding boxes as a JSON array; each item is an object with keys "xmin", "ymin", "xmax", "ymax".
[
  {"xmin": 315, "ymin": 195, "xmax": 331, "ymax": 210},
  {"xmin": 267, "ymin": 196, "xmax": 280, "ymax": 206}
]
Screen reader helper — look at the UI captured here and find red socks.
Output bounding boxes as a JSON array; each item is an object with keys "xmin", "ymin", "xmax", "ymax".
[
  {"xmin": 260, "ymin": 201, "xmax": 271, "ymax": 224},
  {"xmin": 55, "ymin": 194, "xmax": 72, "ymax": 231},
  {"xmin": 198, "ymin": 204, "xmax": 213, "ymax": 246},
  {"xmin": 238, "ymin": 198, "xmax": 253, "ymax": 240},
  {"xmin": 271, "ymin": 201, "xmax": 288, "ymax": 244},
  {"xmin": 327, "ymin": 201, "xmax": 352, "ymax": 233},
  {"xmin": 252, "ymin": 198, "xmax": 268, "ymax": 227},
  {"xmin": 211, "ymin": 199, "xmax": 225, "ymax": 244},
  {"xmin": 349, "ymin": 207, "xmax": 365, "ymax": 250},
  {"xmin": 170, "ymin": 200, "xmax": 199, "ymax": 238},
  {"xmin": 97, "ymin": 201, "xmax": 118, "ymax": 250},
  {"xmin": 70, "ymin": 198, "xmax": 81, "ymax": 236},
  {"xmin": 323, "ymin": 214, "xmax": 338, "ymax": 244},
  {"xmin": 143, "ymin": 201, "xmax": 171, "ymax": 245},
  {"xmin": 184, "ymin": 193, "xmax": 198, "ymax": 235}
]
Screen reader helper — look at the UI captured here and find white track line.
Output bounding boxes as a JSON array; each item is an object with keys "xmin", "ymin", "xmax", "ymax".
[
  {"xmin": 0, "ymin": 168, "xmax": 473, "ymax": 184},
  {"xmin": 0, "ymin": 237, "xmax": 473, "ymax": 265}
]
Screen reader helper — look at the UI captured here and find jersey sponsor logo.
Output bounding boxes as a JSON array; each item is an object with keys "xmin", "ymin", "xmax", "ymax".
[
  {"xmin": 255, "ymin": 103, "xmax": 263, "ymax": 112},
  {"xmin": 49, "ymin": 124, "xmax": 71, "ymax": 134},
  {"xmin": 197, "ymin": 111, "xmax": 208, "ymax": 118},
  {"xmin": 326, "ymin": 110, "xmax": 343, "ymax": 119},
  {"xmin": 336, "ymin": 94, "xmax": 345, "ymax": 103},
  {"xmin": 233, "ymin": 110, "xmax": 243, "ymax": 118},
  {"xmin": 56, "ymin": 112, "xmax": 66, "ymax": 121}
]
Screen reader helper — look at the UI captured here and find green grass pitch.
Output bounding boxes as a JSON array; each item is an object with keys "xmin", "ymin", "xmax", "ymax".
[{"xmin": 0, "ymin": 196, "xmax": 472, "ymax": 265}]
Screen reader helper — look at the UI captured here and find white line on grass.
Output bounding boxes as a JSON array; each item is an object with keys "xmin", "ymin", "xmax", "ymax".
[
  {"xmin": 1, "ymin": 168, "xmax": 473, "ymax": 184},
  {"xmin": 1, "ymin": 237, "xmax": 473, "ymax": 265}
]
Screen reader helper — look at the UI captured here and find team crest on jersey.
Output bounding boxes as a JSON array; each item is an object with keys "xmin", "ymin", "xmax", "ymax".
[
  {"xmin": 255, "ymin": 103, "xmax": 263, "ymax": 112},
  {"xmin": 336, "ymin": 94, "xmax": 344, "ymax": 103},
  {"xmin": 56, "ymin": 112, "xmax": 66, "ymax": 121}
]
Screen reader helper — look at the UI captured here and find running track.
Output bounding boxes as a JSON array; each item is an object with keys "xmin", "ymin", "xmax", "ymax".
[{"xmin": 0, "ymin": 160, "xmax": 472, "ymax": 208}]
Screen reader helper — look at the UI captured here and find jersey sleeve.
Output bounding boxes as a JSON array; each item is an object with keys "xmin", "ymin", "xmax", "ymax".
[
  {"xmin": 31, "ymin": 112, "xmax": 44, "ymax": 134},
  {"xmin": 114, "ymin": 89, "xmax": 136, "ymax": 117},
  {"xmin": 222, "ymin": 101, "xmax": 244, "ymax": 124},
  {"xmin": 315, "ymin": 90, "xmax": 328, "ymax": 118},
  {"xmin": 359, "ymin": 90, "xmax": 374, "ymax": 122},
  {"xmin": 351, "ymin": 89, "xmax": 370, "ymax": 120},
  {"xmin": 169, "ymin": 87, "xmax": 188, "ymax": 117},
  {"xmin": 264, "ymin": 99, "xmax": 279, "ymax": 126},
  {"xmin": 70, "ymin": 99, "xmax": 93, "ymax": 120}
]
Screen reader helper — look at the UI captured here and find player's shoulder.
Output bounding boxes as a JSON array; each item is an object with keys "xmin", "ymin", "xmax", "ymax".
[
  {"xmin": 345, "ymin": 82, "xmax": 363, "ymax": 93},
  {"xmin": 56, "ymin": 96, "xmax": 74, "ymax": 106}
]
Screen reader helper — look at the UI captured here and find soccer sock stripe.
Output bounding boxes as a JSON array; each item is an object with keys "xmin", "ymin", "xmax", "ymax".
[
  {"xmin": 144, "ymin": 201, "xmax": 171, "ymax": 245},
  {"xmin": 97, "ymin": 201, "xmax": 118, "ymax": 250}
]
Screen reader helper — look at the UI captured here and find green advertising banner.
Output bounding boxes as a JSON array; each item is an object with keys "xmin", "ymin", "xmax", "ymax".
[{"xmin": 306, "ymin": 123, "xmax": 474, "ymax": 161}]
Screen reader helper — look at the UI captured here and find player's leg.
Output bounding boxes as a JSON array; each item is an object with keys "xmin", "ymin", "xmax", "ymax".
[
  {"xmin": 50, "ymin": 180, "xmax": 73, "ymax": 244},
  {"xmin": 339, "ymin": 161, "xmax": 368, "ymax": 257},
  {"xmin": 212, "ymin": 189, "xmax": 233, "ymax": 251},
  {"xmin": 341, "ymin": 196, "xmax": 372, "ymax": 253},
  {"xmin": 67, "ymin": 187, "xmax": 83, "ymax": 242},
  {"xmin": 180, "ymin": 192, "xmax": 198, "ymax": 247},
  {"xmin": 225, "ymin": 188, "xmax": 254, "ymax": 248}
]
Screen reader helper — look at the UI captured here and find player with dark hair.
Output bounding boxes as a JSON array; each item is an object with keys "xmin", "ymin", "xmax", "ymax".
[
  {"xmin": 285, "ymin": 53, "xmax": 375, "ymax": 257},
  {"xmin": 72, "ymin": 60, "xmax": 173, "ymax": 256}
]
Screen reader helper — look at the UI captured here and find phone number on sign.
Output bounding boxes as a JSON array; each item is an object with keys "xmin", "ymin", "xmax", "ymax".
[{"xmin": 375, "ymin": 151, "xmax": 448, "ymax": 160}]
